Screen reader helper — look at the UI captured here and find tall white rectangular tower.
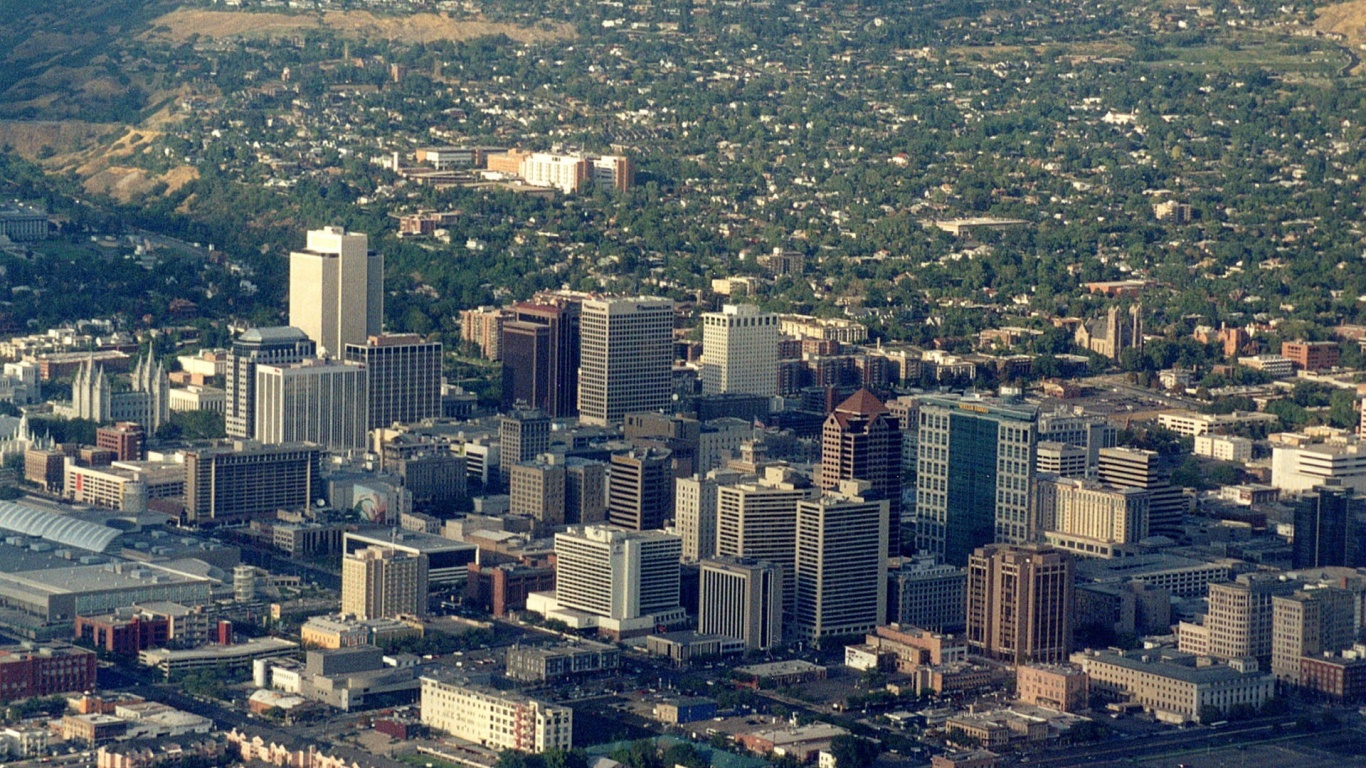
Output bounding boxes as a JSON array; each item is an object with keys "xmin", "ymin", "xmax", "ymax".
[
  {"xmin": 701, "ymin": 304, "xmax": 779, "ymax": 397},
  {"xmin": 289, "ymin": 227, "xmax": 384, "ymax": 356},
  {"xmin": 577, "ymin": 297, "xmax": 674, "ymax": 426}
]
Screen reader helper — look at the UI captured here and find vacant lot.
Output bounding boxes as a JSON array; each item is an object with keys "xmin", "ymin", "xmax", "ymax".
[{"xmin": 144, "ymin": 9, "xmax": 575, "ymax": 45}]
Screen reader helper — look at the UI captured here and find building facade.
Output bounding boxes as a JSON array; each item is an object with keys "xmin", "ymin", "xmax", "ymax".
[
  {"xmin": 225, "ymin": 327, "xmax": 316, "ymax": 440},
  {"xmin": 288, "ymin": 227, "xmax": 383, "ymax": 357},
  {"xmin": 966, "ymin": 544, "xmax": 1073, "ymax": 664},
  {"xmin": 793, "ymin": 486, "xmax": 889, "ymax": 642},
  {"xmin": 698, "ymin": 557, "xmax": 783, "ymax": 650},
  {"xmin": 254, "ymin": 359, "xmax": 368, "ymax": 451},
  {"xmin": 701, "ymin": 304, "xmax": 779, "ymax": 397},
  {"xmin": 343, "ymin": 334, "xmax": 442, "ymax": 429},
  {"xmin": 340, "ymin": 546, "xmax": 429, "ymax": 620},
  {"xmin": 577, "ymin": 297, "xmax": 674, "ymax": 425},
  {"xmin": 420, "ymin": 676, "xmax": 572, "ymax": 753}
]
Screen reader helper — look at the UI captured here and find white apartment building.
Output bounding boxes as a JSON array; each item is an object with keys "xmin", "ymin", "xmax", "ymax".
[
  {"xmin": 520, "ymin": 153, "xmax": 588, "ymax": 194},
  {"xmin": 421, "ymin": 676, "xmax": 572, "ymax": 753},
  {"xmin": 288, "ymin": 227, "xmax": 383, "ymax": 356},
  {"xmin": 1194, "ymin": 434, "xmax": 1253, "ymax": 462},
  {"xmin": 577, "ymin": 297, "xmax": 674, "ymax": 426},
  {"xmin": 700, "ymin": 304, "xmax": 779, "ymax": 397},
  {"xmin": 527, "ymin": 526, "xmax": 684, "ymax": 638},
  {"xmin": 254, "ymin": 358, "xmax": 368, "ymax": 451}
]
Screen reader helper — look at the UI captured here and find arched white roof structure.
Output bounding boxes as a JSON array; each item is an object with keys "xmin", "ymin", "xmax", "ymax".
[{"xmin": 0, "ymin": 501, "xmax": 122, "ymax": 552}]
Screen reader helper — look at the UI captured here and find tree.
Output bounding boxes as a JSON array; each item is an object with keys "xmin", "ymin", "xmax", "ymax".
[
  {"xmin": 829, "ymin": 735, "xmax": 879, "ymax": 768},
  {"xmin": 660, "ymin": 743, "xmax": 706, "ymax": 768}
]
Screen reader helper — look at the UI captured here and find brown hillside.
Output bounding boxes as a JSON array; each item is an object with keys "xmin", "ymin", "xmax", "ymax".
[{"xmin": 143, "ymin": 9, "xmax": 575, "ymax": 45}]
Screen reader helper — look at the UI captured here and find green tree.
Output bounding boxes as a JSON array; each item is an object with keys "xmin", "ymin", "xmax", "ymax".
[{"xmin": 829, "ymin": 735, "xmax": 879, "ymax": 768}]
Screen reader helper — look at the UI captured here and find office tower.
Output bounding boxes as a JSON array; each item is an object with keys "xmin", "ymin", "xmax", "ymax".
[
  {"xmin": 607, "ymin": 447, "xmax": 674, "ymax": 530},
  {"xmin": 254, "ymin": 358, "xmax": 368, "ymax": 451},
  {"xmin": 1035, "ymin": 475, "xmax": 1149, "ymax": 555},
  {"xmin": 289, "ymin": 227, "xmax": 383, "ymax": 356},
  {"xmin": 699, "ymin": 557, "xmax": 783, "ymax": 650},
  {"xmin": 1293, "ymin": 482, "xmax": 1366, "ymax": 569},
  {"xmin": 793, "ymin": 482, "xmax": 889, "ymax": 642},
  {"xmin": 818, "ymin": 389, "xmax": 902, "ymax": 557},
  {"xmin": 917, "ymin": 395, "xmax": 1039, "ymax": 566},
  {"xmin": 420, "ymin": 678, "xmax": 572, "ymax": 754},
  {"xmin": 1038, "ymin": 409, "xmax": 1117, "ymax": 474},
  {"xmin": 226, "ymin": 327, "xmax": 316, "ymax": 439},
  {"xmin": 676, "ymin": 471, "xmax": 742, "ymax": 561},
  {"xmin": 1271, "ymin": 587, "xmax": 1357, "ymax": 684},
  {"xmin": 1205, "ymin": 573, "xmax": 1301, "ymax": 663},
  {"xmin": 499, "ymin": 409, "xmax": 551, "ymax": 487},
  {"xmin": 577, "ymin": 296, "xmax": 674, "ymax": 426},
  {"xmin": 537, "ymin": 526, "xmax": 684, "ymax": 638},
  {"xmin": 563, "ymin": 457, "xmax": 607, "ymax": 524},
  {"xmin": 888, "ymin": 556, "xmax": 968, "ymax": 632},
  {"xmin": 343, "ymin": 334, "xmax": 442, "ymax": 429},
  {"xmin": 340, "ymin": 545, "xmax": 429, "ymax": 620},
  {"xmin": 701, "ymin": 304, "xmax": 779, "ymax": 397},
  {"xmin": 966, "ymin": 544, "xmax": 1073, "ymax": 664},
  {"xmin": 509, "ymin": 459, "xmax": 567, "ymax": 527},
  {"xmin": 1097, "ymin": 447, "xmax": 1190, "ymax": 537},
  {"xmin": 183, "ymin": 441, "xmax": 322, "ymax": 525},
  {"xmin": 500, "ymin": 300, "xmax": 580, "ymax": 417},
  {"xmin": 1036, "ymin": 442, "xmax": 1088, "ymax": 478},
  {"xmin": 716, "ymin": 466, "xmax": 813, "ymax": 620}
]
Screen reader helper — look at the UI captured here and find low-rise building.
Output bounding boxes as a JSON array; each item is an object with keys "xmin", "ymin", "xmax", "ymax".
[
  {"xmin": 300, "ymin": 615, "xmax": 422, "ymax": 649},
  {"xmin": 138, "ymin": 637, "xmax": 298, "ymax": 679},
  {"xmin": 643, "ymin": 632, "xmax": 744, "ymax": 665},
  {"xmin": 1016, "ymin": 665, "xmax": 1089, "ymax": 713},
  {"xmin": 420, "ymin": 675, "xmax": 572, "ymax": 753},
  {"xmin": 652, "ymin": 697, "xmax": 717, "ymax": 725},
  {"xmin": 505, "ymin": 641, "xmax": 619, "ymax": 682},
  {"xmin": 1194, "ymin": 435, "xmax": 1253, "ymax": 463},
  {"xmin": 1071, "ymin": 648, "xmax": 1273, "ymax": 724},
  {"xmin": 734, "ymin": 723, "xmax": 848, "ymax": 762},
  {"xmin": 0, "ymin": 642, "xmax": 96, "ymax": 699},
  {"xmin": 733, "ymin": 660, "xmax": 827, "ymax": 688}
]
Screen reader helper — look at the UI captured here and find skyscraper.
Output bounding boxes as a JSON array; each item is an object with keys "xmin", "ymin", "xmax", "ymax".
[
  {"xmin": 699, "ymin": 557, "xmax": 783, "ymax": 650},
  {"xmin": 916, "ymin": 394, "xmax": 1038, "ymax": 566},
  {"xmin": 226, "ymin": 327, "xmax": 316, "ymax": 439},
  {"xmin": 577, "ymin": 297, "xmax": 674, "ymax": 426},
  {"xmin": 532, "ymin": 526, "xmax": 684, "ymax": 638},
  {"xmin": 341, "ymin": 545, "xmax": 429, "ymax": 619},
  {"xmin": 289, "ymin": 227, "xmax": 383, "ymax": 356},
  {"xmin": 793, "ymin": 482, "xmax": 889, "ymax": 642},
  {"xmin": 1293, "ymin": 482, "xmax": 1366, "ymax": 569},
  {"xmin": 818, "ymin": 389, "xmax": 902, "ymax": 557},
  {"xmin": 607, "ymin": 447, "xmax": 674, "ymax": 530},
  {"xmin": 1205, "ymin": 573, "xmax": 1301, "ymax": 664},
  {"xmin": 1096, "ymin": 447, "xmax": 1189, "ymax": 538},
  {"xmin": 509, "ymin": 459, "xmax": 567, "ymax": 527},
  {"xmin": 254, "ymin": 358, "xmax": 368, "ymax": 451},
  {"xmin": 966, "ymin": 544, "xmax": 1073, "ymax": 664},
  {"xmin": 701, "ymin": 304, "xmax": 779, "ymax": 397},
  {"xmin": 715, "ymin": 466, "xmax": 814, "ymax": 622},
  {"xmin": 500, "ymin": 300, "xmax": 580, "ymax": 417},
  {"xmin": 499, "ymin": 409, "xmax": 551, "ymax": 488},
  {"xmin": 343, "ymin": 334, "xmax": 442, "ymax": 429},
  {"xmin": 563, "ymin": 457, "xmax": 607, "ymax": 525}
]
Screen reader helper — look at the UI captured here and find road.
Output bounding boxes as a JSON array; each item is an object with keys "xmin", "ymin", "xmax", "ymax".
[{"xmin": 1019, "ymin": 717, "xmax": 1308, "ymax": 767}]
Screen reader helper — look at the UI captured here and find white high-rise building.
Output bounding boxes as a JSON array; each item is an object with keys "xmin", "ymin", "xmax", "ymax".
[
  {"xmin": 255, "ymin": 358, "xmax": 368, "ymax": 451},
  {"xmin": 701, "ymin": 304, "xmax": 779, "ymax": 397},
  {"xmin": 526, "ymin": 526, "xmax": 684, "ymax": 638},
  {"xmin": 289, "ymin": 227, "xmax": 384, "ymax": 356},
  {"xmin": 676, "ymin": 469, "xmax": 742, "ymax": 561},
  {"xmin": 715, "ymin": 466, "xmax": 814, "ymax": 621},
  {"xmin": 577, "ymin": 297, "xmax": 674, "ymax": 426},
  {"xmin": 793, "ymin": 482, "xmax": 889, "ymax": 642}
]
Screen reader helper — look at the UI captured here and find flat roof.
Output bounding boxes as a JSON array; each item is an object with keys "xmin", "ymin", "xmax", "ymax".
[{"xmin": 0, "ymin": 562, "xmax": 211, "ymax": 596}]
